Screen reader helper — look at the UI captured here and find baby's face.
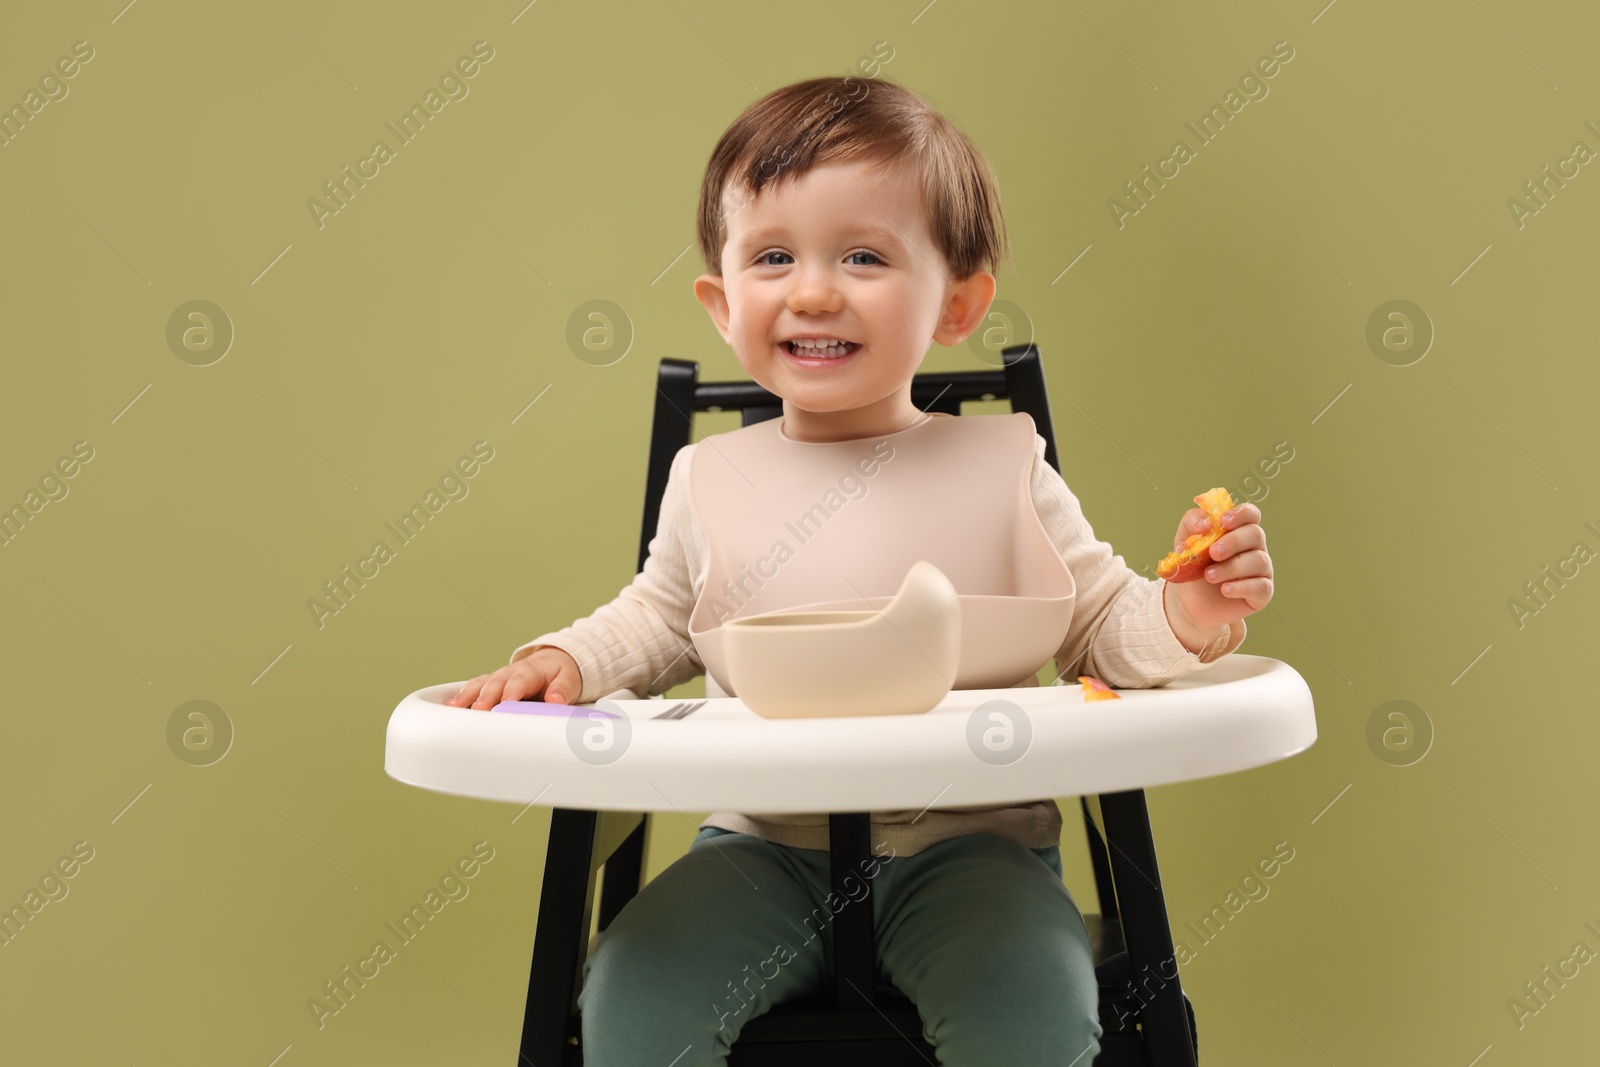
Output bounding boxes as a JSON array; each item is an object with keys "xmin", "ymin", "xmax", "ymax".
[{"xmin": 694, "ymin": 157, "xmax": 992, "ymax": 439}]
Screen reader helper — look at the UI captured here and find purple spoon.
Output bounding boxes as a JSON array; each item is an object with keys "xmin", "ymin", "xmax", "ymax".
[{"xmin": 488, "ymin": 700, "xmax": 619, "ymax": 718}]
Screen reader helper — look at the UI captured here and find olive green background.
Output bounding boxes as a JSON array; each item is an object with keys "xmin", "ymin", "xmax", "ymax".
[{"xmin": 3, "ymin": 1, "xmax": 1596, "ymax": 1064}]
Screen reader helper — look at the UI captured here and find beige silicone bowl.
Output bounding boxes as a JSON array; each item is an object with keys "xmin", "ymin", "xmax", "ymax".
[{"xmin": 721, "ymin": 560, "xmax": 961, "ymax": 719}]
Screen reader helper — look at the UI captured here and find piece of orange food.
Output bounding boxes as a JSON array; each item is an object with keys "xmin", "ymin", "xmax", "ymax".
[
  {"xmin": 1155, "ymin": 487, "xmax": 1236, "ymax": 581},
  {"xmin": 1077, "ymin": 675, "xmax": 1120, "ymax": 701}
]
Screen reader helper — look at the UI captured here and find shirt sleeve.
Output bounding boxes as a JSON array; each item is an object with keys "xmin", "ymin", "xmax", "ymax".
[
  {"xmin": 509, "ymin": 443, "xmax": 706, "ymax": 702},
  {"xmin": 1031, "ymin": 435, "xmax": 1246, "ymax": 689}
]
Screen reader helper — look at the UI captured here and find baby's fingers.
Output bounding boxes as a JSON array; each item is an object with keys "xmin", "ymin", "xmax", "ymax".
[
  {"xmin": 1176, "ymin": 507, "xmax": 1213, "ymax": 547},
  {"xmin": 500, "ymin": 661, "xmax": 557, "ymax": 704},
  {"xmin": 468, "ymin": 671, "xmax": 517, "ymax": 711},
  {"xmin": 1221, "ymin": 501, "xmax": 1260, "ymax": 529},
  {"xmin": 446, "ymin": 675, "xmax": 488, "ymax": 707}
]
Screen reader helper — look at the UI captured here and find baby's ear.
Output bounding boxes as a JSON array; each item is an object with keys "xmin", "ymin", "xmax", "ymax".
[
  {"xmin": 693, "ymin": 273, "xmax": 732, "ymax": 343},
  {"xmin": 933, "ymin": 270, "xmax": 997, "ymax": 347}
]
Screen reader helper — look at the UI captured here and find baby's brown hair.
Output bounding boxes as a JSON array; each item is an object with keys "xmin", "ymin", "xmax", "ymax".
[{"xmin": 695, "ymin": 75, "xmax": 1011, "ymax": 282}]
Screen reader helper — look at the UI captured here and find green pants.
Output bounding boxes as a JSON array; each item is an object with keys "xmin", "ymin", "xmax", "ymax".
[{"xmin": 578, "ymin": 826, "xmax": 1103, "ymax": 1066}]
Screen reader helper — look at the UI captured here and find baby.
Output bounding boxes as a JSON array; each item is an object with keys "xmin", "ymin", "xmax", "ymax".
[{"xmin": 448, "ymin": 74, "xmax": 1273, "ymax": 1066}]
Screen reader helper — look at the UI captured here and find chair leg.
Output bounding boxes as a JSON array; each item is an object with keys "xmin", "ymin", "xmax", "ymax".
[
  {"xmin": 596, "ymin": 814, "xmax": 650, "ymax": 931},
  {"xmin": 1098, "ymin": 790, "xmax": 1198, "ymax": 1067},
  {"xmin": 520, "ymin": 808, "xmax": 601, "ymax": 1066},
  {"xmin": 828, "ymin": 813, "xmax": 876, "ymax": 1010},
  {"xmin": 1081, "ymin": 795, "xmax": 1119, "ymax": 926}
]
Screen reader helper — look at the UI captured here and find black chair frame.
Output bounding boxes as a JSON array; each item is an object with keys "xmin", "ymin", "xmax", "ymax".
[{"xmin": 517, "ymin": 344, "xmax": 1200, "ymax": 1066}]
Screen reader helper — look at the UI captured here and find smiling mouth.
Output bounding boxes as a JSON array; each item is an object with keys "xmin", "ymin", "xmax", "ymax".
[{"xmin": 782, "ymin": 341, "xmax": 861, "ymax": 358}]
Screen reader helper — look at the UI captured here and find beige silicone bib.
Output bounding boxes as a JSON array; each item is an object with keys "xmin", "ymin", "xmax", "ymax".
[{"xmin": 687, "ymin": 411, "xmax": 1077, "ymax": 708}]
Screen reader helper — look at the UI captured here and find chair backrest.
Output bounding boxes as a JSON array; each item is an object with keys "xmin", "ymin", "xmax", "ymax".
[{"xmin": 637, "ymin": 343, "xmax": 1059, "ymax": 574}]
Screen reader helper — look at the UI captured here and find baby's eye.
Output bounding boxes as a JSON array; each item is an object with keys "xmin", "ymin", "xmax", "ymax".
[{"xmin": 755, "ymin": 251, "xmax": 882, "ymax": 267}]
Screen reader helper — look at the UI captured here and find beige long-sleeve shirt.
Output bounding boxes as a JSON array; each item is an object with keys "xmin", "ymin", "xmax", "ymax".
[{"xmin": 511, "ymin": 430, "xmax": 1246, "ymax": 856}]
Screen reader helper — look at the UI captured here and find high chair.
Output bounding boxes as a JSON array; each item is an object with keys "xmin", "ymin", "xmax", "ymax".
[{"xmin": 519, "ymin": 345, "xmax": 1201, "ymax": 1065}]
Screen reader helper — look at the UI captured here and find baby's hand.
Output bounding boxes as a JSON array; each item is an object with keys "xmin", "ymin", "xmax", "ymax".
[
  {"xmin": 445, "ymin": 647, "xmax": 583, "ymax": 710},
  {"xmin": 1165, "ymin": 502, "xmax": 1273, "ymax": 631}
]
